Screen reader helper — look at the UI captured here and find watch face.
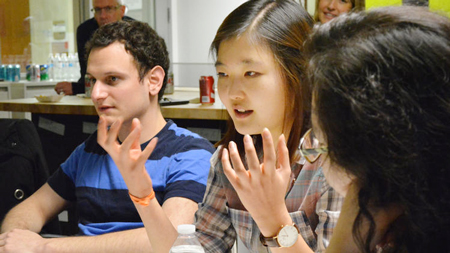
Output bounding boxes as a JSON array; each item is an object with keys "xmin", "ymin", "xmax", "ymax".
[{"xmin": 277, "ymin": 225, "xmax": 299, "ymax": 247}]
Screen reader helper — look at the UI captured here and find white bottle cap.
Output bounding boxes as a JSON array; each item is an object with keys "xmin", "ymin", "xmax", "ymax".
[{"xmin": 177, "ymin": 224, "xmax": 196, "ymax": 234}]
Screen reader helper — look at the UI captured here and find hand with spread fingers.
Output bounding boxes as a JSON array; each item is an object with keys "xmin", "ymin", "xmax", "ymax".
[
  {"xmin": 97, "ymin": 116, "xmax": 157, "ymax": 199},
  {"xmin": 222, "ymin": 128, "xmax": 292, "ymax": 225}
]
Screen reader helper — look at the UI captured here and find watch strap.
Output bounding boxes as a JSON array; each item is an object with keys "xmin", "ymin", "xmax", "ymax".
[
  {"xmin": 260, "ymin": 232, "xmax": 281, "ymax": 247},
  {"xmin": 260, "ymin": 223, "xmax": 299, "ymax": 248}
]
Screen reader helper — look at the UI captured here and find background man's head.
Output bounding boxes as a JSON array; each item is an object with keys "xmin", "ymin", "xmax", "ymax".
[
  {"xmin": 93, "ymin": 0, "xmax": 126, "ymax": 26},
  {"xmin": 86, "ymin": 20, "xmax": 170, "ymax": 100}
]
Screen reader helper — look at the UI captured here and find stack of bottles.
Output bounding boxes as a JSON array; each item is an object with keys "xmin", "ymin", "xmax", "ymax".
[{"xmin": 47, "ymin": 53, "xmax": 81, "ymax": 81}]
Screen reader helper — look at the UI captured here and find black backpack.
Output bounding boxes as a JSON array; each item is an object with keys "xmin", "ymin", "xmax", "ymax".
[
  {"xmin": 0, "ymin": 119, "xmax": 54, "ymax": 225},
  {"xmin": 0, "ymin": 119, "xmax": 61, "ymax": 234}
]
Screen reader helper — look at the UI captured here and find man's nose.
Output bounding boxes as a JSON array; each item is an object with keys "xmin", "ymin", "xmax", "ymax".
[{"xmin": 90, "ymin": 81, "xmax": 106, "ymax": 101}]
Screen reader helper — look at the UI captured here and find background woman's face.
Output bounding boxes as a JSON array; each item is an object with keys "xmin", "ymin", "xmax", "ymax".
[{"xmin": 318, "ymin": 0, "xmax": 353, "ymax": 24}]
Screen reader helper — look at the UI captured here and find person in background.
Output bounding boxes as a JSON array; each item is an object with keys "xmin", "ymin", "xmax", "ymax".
[
  {"xmin": 0, "ymin": 20, "xmax": 214, "ymax": 252},
  {"xmin": 224, "ymin": 6, "xmax": 450, "ymax": 253},
  {"xmin": 313, "ymin": 0, "xmax": 364, "ymax": 24},
  {"xmin": 54, "ymin": 0, "xmax": 133, "ymax": 95},
  {"xmin": 96, "ymin": 0, "xmax": 343, "ymax": 252}
]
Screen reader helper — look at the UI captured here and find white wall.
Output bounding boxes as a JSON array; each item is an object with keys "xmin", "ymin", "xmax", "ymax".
[
  {"xmin": 307, "ymin": 0, "xmax": 317, "ymax": 15},
  {"xmin": 30, "ymin": 0, "xmax": 75, "ymax": 65},
  {"xmin": 165, "ymin": 0, "xmax": 246, "ymax": 87},
  {"xmin": 158, "ymin": 0, "xmax": 313, "ymax": 88}
]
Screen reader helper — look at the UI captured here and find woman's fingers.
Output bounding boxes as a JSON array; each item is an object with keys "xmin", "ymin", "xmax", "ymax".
[
  {"xmin": 228, "ymin": 141, "xmax": 248, "ymax": 177},
  {"xmin": 277, "ymin": 134, "xmax": 290, "ymax": 173},
  {"xmin": 223, "ymin": 131, "xmax": 289, "ymax": 191},
  {"xmin": 261, "ymin": 128, "xmax": 276, "ymax": 176},
  {"xmin": 243, "ymin": 134, "xmax": 261, "ymax": 177},
  {"xmin": 222, "ymin": 147, "xmax": 239, "ymax": 187},
  {"xmin": 277, "ymin": 134, "xmax": 292, "ymax": 194}
]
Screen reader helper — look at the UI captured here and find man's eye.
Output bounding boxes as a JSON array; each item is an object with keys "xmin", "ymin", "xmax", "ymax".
[
  {"xmin": 87, "ymin": 77, "xmax": 96, "ymax": 85},
  {"xmin": 217, "ymin": 72, "xmax": 228, "ymax": 78},
  {"xmin": 106, "ymin": 76, "xmax": 118, "ymax": 83}
]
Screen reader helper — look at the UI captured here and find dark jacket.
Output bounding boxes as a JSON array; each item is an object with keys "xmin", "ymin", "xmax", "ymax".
[{"xmin": 0, "ymin": 119, "xmax": 49, "ymax": 220}]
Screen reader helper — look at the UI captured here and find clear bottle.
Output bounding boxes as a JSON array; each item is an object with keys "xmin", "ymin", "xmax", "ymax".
[
  {"xmin": 169, "ymin": 224, "xmax": 205, "ymax": 253},
  {"xmin": 54, "ymin": 53, "xmax": 61, "ymax": 81},
  {"xmin": 74, "ymin": 52, "xmax": 81, "ymax": 80},
  {"xmin": 67, "ymin": 53, "xmax": 74, "ymax": 81},
  {"xmin": 60, "ymin": 53, "xmax": 69, "ymax": 80},
  {"xmin": 47, "ymin": 53, "xmax": 54, "ymax": 81}
]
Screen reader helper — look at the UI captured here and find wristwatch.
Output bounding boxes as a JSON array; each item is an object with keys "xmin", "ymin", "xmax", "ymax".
[{"xmin": 260, "ymin": 223, "xmax": 300, "ymax": 248}]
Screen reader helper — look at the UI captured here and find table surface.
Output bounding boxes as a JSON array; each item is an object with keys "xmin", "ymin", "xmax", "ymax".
[{"xmin": 0, "ymin": 87, "xmax": 228, "ymax": 120}]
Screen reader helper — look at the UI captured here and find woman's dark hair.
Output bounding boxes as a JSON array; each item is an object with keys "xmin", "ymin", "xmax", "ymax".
[
  {"xmin": 212, "ymin": 0, "xmax": 313, "ymax": 163},
  {"xmin": 85, "ymin": 20, "xmax": 170, "ymax": 101},
  {"xmin": 305, "ymin": 6, "xmax": 450, "ymax": 252}
]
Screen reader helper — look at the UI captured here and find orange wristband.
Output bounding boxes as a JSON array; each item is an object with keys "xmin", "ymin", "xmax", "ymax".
[{"xmin": 129, "ymin": 190, "xmax": 155, "ymax": 206}]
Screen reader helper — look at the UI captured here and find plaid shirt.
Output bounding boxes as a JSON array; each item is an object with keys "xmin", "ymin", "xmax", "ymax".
[{"xmin": 195, "ymin": 148, "xmax": 344, "ymax": 253}]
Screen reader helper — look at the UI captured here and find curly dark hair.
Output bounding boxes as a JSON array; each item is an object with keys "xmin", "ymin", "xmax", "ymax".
[
  {"xmin": 305, "ymin": 6, "xmax": 450, "ymax": 252},
  {"xmin": 85, "ymin": 20, "xmax": 170, "ymax": 100},
  {"xmin": 211, "ymin": 0, "xmax": 313, "ymax": 163}
]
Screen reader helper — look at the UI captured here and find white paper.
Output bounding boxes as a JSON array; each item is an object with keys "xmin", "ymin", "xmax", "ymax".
[{"xmin": 38, "ymin": 116, "xmax": 65, "ymax": 136}]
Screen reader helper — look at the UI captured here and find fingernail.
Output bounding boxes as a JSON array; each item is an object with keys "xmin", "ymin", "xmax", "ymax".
[
  {"xmin": 281, "ymin": 134, "xmax": 286, "ymax": 144},
  {"xmin": 229, "ymin": 141, "xmax": 236, "ymax": 150},
  {"xmin": 244, "ymin": 134, "xmax": 251, "ymax": 144},
  {"xmin": 263, "ymin": 128, "xmax": 270, "ymax": 138},
  {"xmin": 222, "ymin": 148, "xmax": 228, "ymax": 157}
]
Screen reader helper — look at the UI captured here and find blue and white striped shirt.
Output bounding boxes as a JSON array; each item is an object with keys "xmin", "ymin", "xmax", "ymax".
[{"xmin": 48, "ymin": 120, "xmax": 215, "ymax": 235}]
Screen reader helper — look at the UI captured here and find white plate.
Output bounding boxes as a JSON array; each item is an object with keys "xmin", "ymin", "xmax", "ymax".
[
  {"xmin": 35, "ymin": 94, "xmax": 65, "ymax": 102},
  {"xmin": 76, "ymin": 93, "xmax": 88, "ymax": 98}
]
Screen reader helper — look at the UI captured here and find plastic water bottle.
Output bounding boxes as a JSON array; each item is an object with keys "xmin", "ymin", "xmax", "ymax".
[
  {"xmin": 61, "ymin": 53, "xmax": 69, "ymax": 80},
  {"xmin": 68, "ymin": 53, "xmax": 78, "ymax": 81},
  {"xmin": 169, "ymin": 224, "xmax": 205, "ymax": 253},
  {"xmin": 74, "ymin": 52, "xmax": 81, "ymax": 80},
  {"xmin": 67, "ymin": 53, "xmax": 74, "ymax": 81},
  {"xmin": 54, "ymin": 53, "xmax": 61, "ymax": 80},
  {"xmin": 47, "ymin": 53, "xmax": 54, "ymax": 80}
]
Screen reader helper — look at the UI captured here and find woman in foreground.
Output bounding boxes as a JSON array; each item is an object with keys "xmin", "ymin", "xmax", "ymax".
[
  {"xmin": 97, "ymin": 0, "xmax": 342, "ymax": 252},
  {"xmin": 224, "ymin": 6, "xmax": 450, "ymax": 253}
]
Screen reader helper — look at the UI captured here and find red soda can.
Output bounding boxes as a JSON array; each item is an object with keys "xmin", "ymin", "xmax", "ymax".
[{"xmin": 199, "ymin": 76, "xmax": 215, "ymax": 104}]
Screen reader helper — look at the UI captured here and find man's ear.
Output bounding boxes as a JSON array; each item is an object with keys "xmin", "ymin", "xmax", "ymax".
[
  {"xmin": 119, "ymin": 5, "xmax": 126, "ymax": 18},
  {"xmin": 146, "ymin": 66, "xmax": 165, "ymax": 96}
]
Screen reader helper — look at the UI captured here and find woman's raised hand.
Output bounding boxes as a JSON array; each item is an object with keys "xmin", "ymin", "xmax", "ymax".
[
  {"xmin": 222, "ymin": 128, "xmax": 292, "ymax": 226},
  {"xmin": 97, "ymin": 116, "xmax": 157, "ymax": 198}
]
